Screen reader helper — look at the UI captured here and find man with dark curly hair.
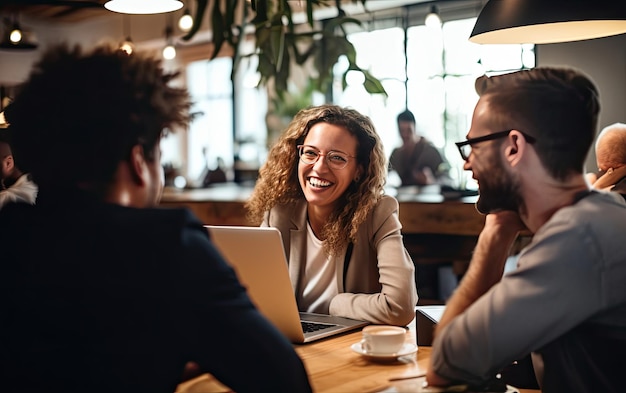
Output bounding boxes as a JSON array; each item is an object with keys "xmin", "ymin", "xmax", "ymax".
[{"xmin": 0, "ymin": 43, "xmax": 311, "ymax": 393}]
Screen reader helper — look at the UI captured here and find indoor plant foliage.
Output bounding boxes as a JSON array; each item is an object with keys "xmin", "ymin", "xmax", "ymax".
[{"xmin": 183, "ymin": 0, "xmax": 387, "ymax": 99}]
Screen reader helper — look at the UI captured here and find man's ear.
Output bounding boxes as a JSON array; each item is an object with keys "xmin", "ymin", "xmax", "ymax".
[
  {"xmin": 504, "ymin": 130, "xmax": 526, "ymax": 167},
  {"xmin": 3, "ymin": 155, "xmax": 14, "ymax": 172},
  {"xmin": 129, "ymin": 144, "xmax": 148, "ymax": 186}
]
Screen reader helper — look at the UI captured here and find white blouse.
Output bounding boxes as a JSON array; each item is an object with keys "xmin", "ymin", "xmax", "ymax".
[{"xmin": 297, "ymin": 221, "xmax": 339, "ymax": 314}]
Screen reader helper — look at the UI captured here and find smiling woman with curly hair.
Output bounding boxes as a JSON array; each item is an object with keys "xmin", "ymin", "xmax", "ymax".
[{"xmin": 246, "ymin": 104, "xmax": 418, "ymax": 326}]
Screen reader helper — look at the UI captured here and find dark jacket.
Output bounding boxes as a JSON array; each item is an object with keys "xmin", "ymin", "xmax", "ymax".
[{"xmin": 0, "ymin": 191, "xmax": 311, "ymax": 393}]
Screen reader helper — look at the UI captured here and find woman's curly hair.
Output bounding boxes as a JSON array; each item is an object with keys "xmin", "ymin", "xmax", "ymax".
[{"xmin": 246, "ymin": 104, "xmax": 387, "ymax": 255}]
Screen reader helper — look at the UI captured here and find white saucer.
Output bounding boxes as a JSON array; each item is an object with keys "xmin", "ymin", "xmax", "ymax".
[{"xmin": 351, "ymin": 342, "xmax": 418, "ymax": 361}]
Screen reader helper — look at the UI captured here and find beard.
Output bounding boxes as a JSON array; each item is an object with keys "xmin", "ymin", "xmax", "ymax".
[{"xmin": 475, "ymin": 155, "xmax": 523, "ymax": 215}]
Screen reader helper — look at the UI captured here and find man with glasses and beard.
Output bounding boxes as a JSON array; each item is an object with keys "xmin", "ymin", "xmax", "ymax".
[{"xmin": 425, "ymin": 67, "xmax": 626, "ymax": 393}]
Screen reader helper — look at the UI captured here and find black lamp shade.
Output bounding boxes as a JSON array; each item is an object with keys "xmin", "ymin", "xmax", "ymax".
[{"xmin": 470, "ymin": 0, "xmax": 626, "ymax": 44}]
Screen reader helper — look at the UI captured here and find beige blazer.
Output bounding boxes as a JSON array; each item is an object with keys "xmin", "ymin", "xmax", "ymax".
[{"xmin": 262, "ymin": 195, "xmax": 418, "ymax": 326}]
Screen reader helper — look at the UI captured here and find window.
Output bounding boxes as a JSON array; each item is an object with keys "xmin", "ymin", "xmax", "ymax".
[
  {"xmin": 161, "ymin": 38, "xmax": 267, "ymax": 186},
  {"xmin": 186, "ymin": 57, "xmax": 234, "ymax": 182},
  {"xmin": 333, "ymin": 12, "xmax": 535, "ymax": 189}
]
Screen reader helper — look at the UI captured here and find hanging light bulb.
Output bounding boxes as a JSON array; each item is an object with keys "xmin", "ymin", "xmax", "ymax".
[
  {"xmin": 470, "ymin": 0, "xmax": 626, "ymax": 44},
  {"xmin": 119, "ymin": 15, "xmax": 135, "ymax": 55},
  {"xmin": 162, "ymin": 20, "xmax": 176, "ymax": 60},
  {"xmin": 9, "ymin": 23, "xmax": 22, "ymax": 43},
  {"xmin": 425, "ymin": 5, "xmax": 442, "ymax": 29},
  {"xmin": 163, "ymin": 43, "xmax": 176, "ymax": 59},
  {"xmin": 0, "ymin": 14, "xmax": 37, "ymax": 50},
  {"xmin": 120, "ymin": 37, "xmax": 134, "ymax": 55},
  {"xmin": 178, "ymin": 8, "xmax": 193, "ymax": 32},
  {"xmin": 105, "ymin": 0, "xmax": 183, "ymax": 14}
]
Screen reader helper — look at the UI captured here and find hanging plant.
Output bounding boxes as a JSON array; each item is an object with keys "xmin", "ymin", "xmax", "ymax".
[{"xmin": 182, "ymin": 0, "xmax": 387, "ymax": 98}]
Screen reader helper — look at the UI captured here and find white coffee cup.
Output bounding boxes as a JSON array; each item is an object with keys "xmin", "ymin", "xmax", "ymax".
[{"xmin": 360, "ymin": 325, "xmax": 406, "ymax": 355}]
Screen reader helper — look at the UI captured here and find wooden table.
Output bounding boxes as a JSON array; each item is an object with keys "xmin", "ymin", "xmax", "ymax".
[{"xmin": 175, "ymin": 320, "xmax": 541, "ymax": 393}]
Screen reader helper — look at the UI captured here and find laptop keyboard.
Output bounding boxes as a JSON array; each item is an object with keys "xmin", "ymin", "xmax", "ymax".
[{"xmin": 301, "ymin": 321, "xmax": 337, "ymax": 333}]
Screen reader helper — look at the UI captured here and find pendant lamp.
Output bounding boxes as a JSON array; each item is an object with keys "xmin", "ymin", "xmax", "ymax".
[
  {"xmin": 425, "ymin": 5, "xmax": 441, "ymax": 29},
  {"xmin": 105, "ymin": 0, "xmax": 183, "ymax": 15},
  {"xmin": 470, "ymin": 0, "xmax": 626, "ymax": 44},
  {"xmin": 119, "ymin": 15, "xmax": 134, "ymax": 55},
  {"xmin": 178, "ymin": 7, "xmax": 193, "ymax": 32},
  {"xmin": 162, "ymin": 15, "xmax": 176, "ymax": 60},
  {"xmin": 9, "ymin": 22, "xmax": 22, "ymax": 44},
  {"xmin": 0, "ymin": 14, "xmax": 38, "ymax": 50}
]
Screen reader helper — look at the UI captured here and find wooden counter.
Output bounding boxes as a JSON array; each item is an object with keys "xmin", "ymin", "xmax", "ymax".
[
  {"xmin": 160, "ymin": 185, "xmax": 255, "ymax": 226},
  {"xmin": 159, "ymin": 184, "xmax": 486, "ymax": 235}
]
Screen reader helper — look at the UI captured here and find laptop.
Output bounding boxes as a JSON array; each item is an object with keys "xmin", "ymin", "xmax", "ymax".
[
  {"xmin": 415, "ymin": 305, "xmax": 445, "ymax": 346},
  {"xmin": 205, "ymin": 225, "xmax": 369, "ymax": 343}
]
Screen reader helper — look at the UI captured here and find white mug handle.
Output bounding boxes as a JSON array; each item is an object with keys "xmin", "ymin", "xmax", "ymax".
[{"xmin": 360, "ymin": 339, "xmax": 372, "ymax": 353}]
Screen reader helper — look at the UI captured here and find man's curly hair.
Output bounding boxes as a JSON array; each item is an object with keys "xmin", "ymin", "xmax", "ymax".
[
  {"xmin": 4, "ymin": 43, "xmax": 191, "ymax": 194},
  {"xmin": 246, "ymin": 104, "xmax": 387, "ymax": 255}
]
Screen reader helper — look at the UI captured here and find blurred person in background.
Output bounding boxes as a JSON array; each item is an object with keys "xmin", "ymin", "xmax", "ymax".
[
  {"xmin": 587, "ymin": 122, "xmax": 626, "ymax": 199},
  {"xmin": 389, "ymin": 109, "xmax": 451, "ymax": 187},
  {"xmin": 0, "ymin": 128, "xmax": 37, "ymax": 209}
]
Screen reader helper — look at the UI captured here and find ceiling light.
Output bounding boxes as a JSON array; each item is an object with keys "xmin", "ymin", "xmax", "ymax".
[
  {"xmin": 178, "ymin": 8, "xmax": 193, "ymax": 32},
  {"xmin": 162, "ymin": 20, "xmax": 176, "ymax": 60},
  {"xmin": 425, "ymin": 5, "xmax": 441, "ymax": 29},
  {"xmin": 163, "ymin": 44, "xmax": 176, "ymax": 60},
  {"xmin": 0, "ymin": 16, "xmax": 37, "ymax": 51},
  {"xmin": 120, "ymin": 37, "xmax": 134, "ymax": 55},
  {"xmin": 105, "ymin": 0, "xmax": 183, "ymax": 15},
  {"xmin": 119, "ymin": 15, "xmax": 134, "ymax": 55},
  {"xmin": 470, "ymin": 0, "xmax": 626, "ymax": 44},
  {"xmin": 9, "ymin": 24, "xmax": 22, "ymax": 43}
]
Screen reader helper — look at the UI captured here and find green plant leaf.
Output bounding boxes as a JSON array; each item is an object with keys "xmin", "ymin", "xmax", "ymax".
[
  {"xmin": 323, "ymin": 16, "xmax": 361, "ymax": 32},
  {"xmin": 274, "ymin": 48, "xmax": 291, "ymax": 93},
  {"xmin": 272, "ymin": 77, "xmax": 318, "ymax": 117},
  {"xmin": 257, "ymin": 53, "xmax": 275, "ymax": 86},
  {"xmin": 224, "ymin": 0, "xmax": 239, "ymax": 45},
  {"xmin": 282, "ymin": 0, "xmax": 296, "ymax": 34},
  {"xmin": 185, "ymin": 0, "xmax": 387, "ymax": 101},
  {"xmin": 341, "ymin": 38, "xmax": 358, "ymax": 64},
  {"xmin": 210, "ymin": 0, "xmax": 225, "ymax": 60},
  {"xmin": 289, "ymin": 34, "xmax": 316, "ymax": 65},
  {"xmin": 268, "ymin": 20, "xmax": 286, "ymax": 73},
  {"xmin": 181, "ymin": 0, "xmax": 208, "ymax": 41},
  {"xmin": 306, "ymin": 0, "xmax": 314, "ymax": 27},
  {"xmin": 251, "ymin": 0, "xmax": 268, "ymax": 25},
  {"xmin": 362, "ymin": 69, "xmax": 387, "ymax": 95}
]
